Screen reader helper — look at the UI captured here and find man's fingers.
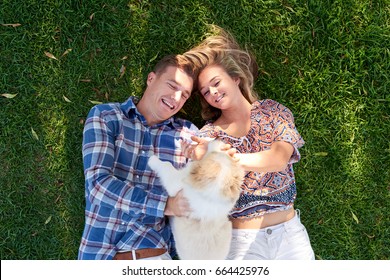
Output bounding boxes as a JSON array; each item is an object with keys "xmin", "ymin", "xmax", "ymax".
[{"xmin": 175, "ymin": 190, "xmax": 191, "ymax": 217}]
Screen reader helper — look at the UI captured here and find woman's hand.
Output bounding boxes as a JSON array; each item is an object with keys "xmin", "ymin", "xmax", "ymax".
[
  {"xmin": 181, "ymin": 136, "xmax": 210, "ymax": 160},
  {"xmin": 182, "ymin": 136, "xmax": 238, "ymax": 161}
]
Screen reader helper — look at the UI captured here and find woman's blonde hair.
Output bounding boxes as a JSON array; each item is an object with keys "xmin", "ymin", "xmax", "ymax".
[{"xmin": 184, "ymin": 25, "xmax": 259, "ymax": 121}]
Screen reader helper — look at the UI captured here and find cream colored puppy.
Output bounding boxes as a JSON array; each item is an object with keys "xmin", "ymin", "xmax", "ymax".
[{"xmin": 148, "ymin": 140, "xmax": 244, "ymax": 260}]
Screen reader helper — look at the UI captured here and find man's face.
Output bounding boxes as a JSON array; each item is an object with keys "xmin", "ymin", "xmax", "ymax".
[{"xmin": 142, "ymin": 66, "xmax": 193, "ymax": 125}]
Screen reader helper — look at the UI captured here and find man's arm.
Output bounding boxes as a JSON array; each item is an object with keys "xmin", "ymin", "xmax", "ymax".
[{"xmin": 82, "ymin": 106, "xmax": 167, "ymax": 218}]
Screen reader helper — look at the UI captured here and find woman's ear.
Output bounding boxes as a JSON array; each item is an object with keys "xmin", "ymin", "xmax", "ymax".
[{"xmin": 233, "ymin": 76, "xmax": 241, "ymax": 85}]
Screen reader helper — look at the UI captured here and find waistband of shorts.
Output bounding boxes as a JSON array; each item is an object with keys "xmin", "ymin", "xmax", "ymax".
[{"xmin": 232, "ymin": 209, "xmax": 302, "ymax": 236}]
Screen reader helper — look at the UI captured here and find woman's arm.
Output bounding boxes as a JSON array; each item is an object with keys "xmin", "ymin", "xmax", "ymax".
[{"xmin": 234, "ymin": 141, "xmax": 294, "ymax": 173}]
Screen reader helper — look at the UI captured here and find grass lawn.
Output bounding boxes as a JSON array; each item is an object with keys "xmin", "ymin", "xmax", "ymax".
[{"xmin": 1, "ymin": 0, "xmax": 389, "ymax": 260}]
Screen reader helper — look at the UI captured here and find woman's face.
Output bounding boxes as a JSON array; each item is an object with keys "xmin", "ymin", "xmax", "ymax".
[{"xmin": 198, "ymin": 65, "xmax": 241, "ymax": 109}]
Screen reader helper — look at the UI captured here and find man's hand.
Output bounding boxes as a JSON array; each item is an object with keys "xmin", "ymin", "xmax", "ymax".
[{"xmin": 164, "ymin": 190, "xmax": 191, "ymax": 217}]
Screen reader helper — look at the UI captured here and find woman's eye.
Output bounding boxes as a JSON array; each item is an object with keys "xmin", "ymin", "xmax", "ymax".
[{"xmin": 203, "ymin": 91, "xmax": 209, "ymax": 96}]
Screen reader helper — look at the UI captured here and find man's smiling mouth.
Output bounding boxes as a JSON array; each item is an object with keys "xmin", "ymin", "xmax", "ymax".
[{"xmin": 162, "ymin": 98, "xmax": 175, "ymax": 110}]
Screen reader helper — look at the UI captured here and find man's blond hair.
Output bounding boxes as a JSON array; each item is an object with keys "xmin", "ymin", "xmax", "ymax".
[{"xmin": 153, "ymin": 54, "xmax": 197, "ymax": 82}]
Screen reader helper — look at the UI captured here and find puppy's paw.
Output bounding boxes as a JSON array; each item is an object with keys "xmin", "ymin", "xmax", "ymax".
[{"xmin": 147, "ymin": 155, "xmax": 160, "ymax": 170}]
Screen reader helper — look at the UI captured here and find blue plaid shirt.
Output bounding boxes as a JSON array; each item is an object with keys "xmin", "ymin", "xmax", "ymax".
[{"xmin": 78, "ymin": 97, "xmax": 198, "ymax": 260}]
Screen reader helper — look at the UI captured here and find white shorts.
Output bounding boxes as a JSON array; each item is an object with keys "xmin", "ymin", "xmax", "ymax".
[{"xmin": 226, "ymin": 210, "xmax": 315, "ymax": 260}]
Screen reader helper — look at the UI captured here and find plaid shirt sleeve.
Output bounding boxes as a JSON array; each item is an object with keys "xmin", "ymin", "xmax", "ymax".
[{"xmin": 82, "ymin": 105, "xmax": 166, "ymax": 219}]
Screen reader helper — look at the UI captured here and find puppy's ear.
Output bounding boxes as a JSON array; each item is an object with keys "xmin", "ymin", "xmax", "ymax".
[{"xmin": 188, "ymin": 157, "xmax": 221, "ymax": 189}]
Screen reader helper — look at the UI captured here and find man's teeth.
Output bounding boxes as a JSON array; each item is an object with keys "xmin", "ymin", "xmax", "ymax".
[{"xmin": 162, "ymin": 99, "xmax": 174, "ymax": 109}]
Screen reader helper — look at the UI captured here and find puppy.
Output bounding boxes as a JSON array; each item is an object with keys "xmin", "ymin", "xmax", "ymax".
[{"xmin": 148, "ymin": 140, "xmax": 244, "ymax": 260}]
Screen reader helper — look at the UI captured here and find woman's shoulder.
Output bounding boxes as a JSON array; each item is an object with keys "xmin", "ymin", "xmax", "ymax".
[
  {"xmin": 197, "ymin": 122, "xmax": 219, "ymax": 138},
  {"xmin": 252, "ymin": 99, "xmax": 293, "ymax": 116},
  {"xmin": 253, "ymin": 99, "xmax": 286, "ymax": 109}
]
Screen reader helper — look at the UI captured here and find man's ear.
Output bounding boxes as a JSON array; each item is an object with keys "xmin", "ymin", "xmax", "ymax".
[{"xmin": 147, "ymin": 72, "xmax": 156, "ymax": 85}]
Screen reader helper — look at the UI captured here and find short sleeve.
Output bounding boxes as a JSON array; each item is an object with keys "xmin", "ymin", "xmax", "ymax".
[
  {"xmin": 196, "ymin": 123, "xmax": 219, "ymax": 139},
  {"xmin": 270, "ymin": 101, "xmax": 304, "ymax": 164}
]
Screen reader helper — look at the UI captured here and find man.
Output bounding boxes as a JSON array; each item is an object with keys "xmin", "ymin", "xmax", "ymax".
[{"xmin": 78, "ymin": 54, "xmax": 198, "ymax": 260}]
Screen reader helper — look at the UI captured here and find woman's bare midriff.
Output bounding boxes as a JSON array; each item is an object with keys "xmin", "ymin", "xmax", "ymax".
[{"xmin": 231, "ymin": 208, "xmax": 295, "ymax": 229}]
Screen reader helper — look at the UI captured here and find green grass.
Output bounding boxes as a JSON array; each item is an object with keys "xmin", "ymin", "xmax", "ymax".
[{"xmin": 1, "ymin": 0, "xmax": 389, "ymax": 260}]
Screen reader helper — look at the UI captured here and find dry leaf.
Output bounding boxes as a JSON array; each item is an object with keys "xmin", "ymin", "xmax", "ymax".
[
  {"xmin": 44, "ymin": 51, "xmax": 58, "ymax": 60},
  {"xmin": 63, "ymin": 95, "xmax": 71, "ymax": 102},
  {"xmin": 92, "ymin": 88, "xmax": 100, "ymax": 94},
  {"xmin": 44, "ymin": 215, "xmax": 52, "ymax": 225},
  {"xmin": 121, "ymin": 56, "xmax": 128, "ymax": 60},
  {"xmin": 119, "ymin": 65, "xmax": 126, "ymax": 78},
  {"xmin": 61, "ymin": 48, "xmax": 72, "ymax": 57},
  {"xmin": 80, "ymin": 79, "xmax": 91, "ymax": 83},
  {"xmin": 314, "ymin": 152, "xmax": 328, "ymax": 157},
  {"xmin": 149, "ymin": 53, "xmax": 159, "ymax": 62},
  {"xmin": 90, "ymin": 13, "xmax": 95, "ymax": 21},
  {"xmin": 1, "ymin": 23, "xmax": 21, "ymax": 27},
  {"xmin": 260, "ymin": 69, "xmax": 271, "ymax": 76},
  {"xmin": 1, "ymin": 93, "xmax": 18, "ymax": 99},
  {"xmin": 351, "ymin": 211, "xmax": 359, "ymax": 224},
  {"xmin": 31, "ymin": 128, "xmax": 39, "ymax": 140},
  {"xmin": 364, "ymin": 232, "xmax": 375, "ymax": 239},
  {"xmin": 284, "ymin": 5, "xmax": 296, "ymax": 13},
  {"xmin": 89, "ymin": 100, "xmax": 103, "ymax": 105}
]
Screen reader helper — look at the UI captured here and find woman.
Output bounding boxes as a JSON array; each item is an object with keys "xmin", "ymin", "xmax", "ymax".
[{"xmin": 182, "ymin": 26, "xmax": 315, "ymax": 260}]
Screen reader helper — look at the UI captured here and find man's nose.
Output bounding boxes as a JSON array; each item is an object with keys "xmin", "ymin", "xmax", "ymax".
[{"xmin": 172, "ymin": 90, "xmax": 182, "ymax": 100}]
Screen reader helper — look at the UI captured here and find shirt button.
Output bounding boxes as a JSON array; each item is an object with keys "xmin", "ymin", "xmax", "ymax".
[{"xmin": 266, "ymin": 229, "xmax": 272, "ymax": 235}]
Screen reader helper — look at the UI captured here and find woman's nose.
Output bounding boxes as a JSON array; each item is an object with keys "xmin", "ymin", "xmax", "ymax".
[{"xmin": 209, "ymin": 86, "xmax": 218, "ymax": 95}]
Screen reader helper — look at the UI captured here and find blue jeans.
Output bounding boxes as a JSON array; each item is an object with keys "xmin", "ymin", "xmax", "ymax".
[{"xmin": 226, "ymin": 210, "xmax": 315, "ymax": 260}]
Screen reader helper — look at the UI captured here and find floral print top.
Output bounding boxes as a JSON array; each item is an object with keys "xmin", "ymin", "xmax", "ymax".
[{"xmin": 197, "ymin": 99, "xmax": 304, "ymax": 219}]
